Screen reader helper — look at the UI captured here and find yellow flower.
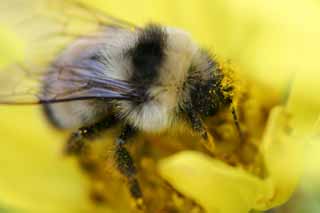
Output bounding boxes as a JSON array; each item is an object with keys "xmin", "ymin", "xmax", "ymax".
[
  {"xmin": 0, "ymin": 0, "xmax": 319, "ymax": 212},
  {"xmin": 159, "ymin": 106, "xmax": 303, "ymax": 213}
]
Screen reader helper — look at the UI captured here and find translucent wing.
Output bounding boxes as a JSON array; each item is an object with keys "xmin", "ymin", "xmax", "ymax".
[
  {"xmin": 0, "ymin": 63, "xmax": 142, "ymax": 105},
  {"xmin": 0, "ymin": 0, "xmax": 141, "ymax": 105}
]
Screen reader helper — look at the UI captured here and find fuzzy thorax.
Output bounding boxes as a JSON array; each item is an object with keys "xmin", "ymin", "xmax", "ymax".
[{"xmin": 119, "ymin": 28, "xmax": 199, "ymax": 133}]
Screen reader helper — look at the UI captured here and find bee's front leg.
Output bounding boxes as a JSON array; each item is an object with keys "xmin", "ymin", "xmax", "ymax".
[
  {"xmin": 185, "ymin": 106, "xmax": 216, "ymax": 154},
  {"xmin": 64, "ymin": 115, "xmax": 117, "ymax": 155},
  {"xmin": 114, "ymin": 125, "xmax": 144, "ymax": 209}
]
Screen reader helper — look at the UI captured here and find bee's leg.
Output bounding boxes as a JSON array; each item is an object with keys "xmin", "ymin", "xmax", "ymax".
[
  {"xmin": 186, "ymin": 107, "xmax": 216, "ymax": 153},
  {"xmin": 114, "ymin": 125, "xmax": 144, "ymax": 208},
  {"xmin": 65, "ymin": 115, "xmax": 117, "ymax": 155}
]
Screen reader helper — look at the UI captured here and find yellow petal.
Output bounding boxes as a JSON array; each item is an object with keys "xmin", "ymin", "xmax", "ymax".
[
  {"xmin": 0, "ymin": 107, "xmax": 113, "ymax": 213},
  {"xmin": 256, "ymin": 106, "xmax": 303, "ymax": 210},
  {"xmin": 159, "ymin": 151, "xmax": 267, "ymax": 213},
  {"xmin": 159, "ymin": 106, "xmax": 304, "ymax": 213}
]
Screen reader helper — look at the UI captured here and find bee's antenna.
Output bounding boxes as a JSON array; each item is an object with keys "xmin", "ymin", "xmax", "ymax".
[
  {"xmin": 231, "ymin": 105, "xmax": 244, "ymax": 143},
  {"xmin": 282, "ymin": 72, "xmax": 296, "ymax": 106}
]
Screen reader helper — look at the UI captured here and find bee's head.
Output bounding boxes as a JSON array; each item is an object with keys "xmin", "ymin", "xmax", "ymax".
[{"xmin": 186, "ymin": 50, "xmax": 232, "ymax": 118}]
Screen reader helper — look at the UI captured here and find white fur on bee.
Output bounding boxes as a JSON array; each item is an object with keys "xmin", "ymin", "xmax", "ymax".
[
  {"xmin": 118, "ymin": 28, "xmax": 199, "ymax": 132},
  {"xmin": 44, "ymin": 27, "xmax": 209, "ymax": 132}
]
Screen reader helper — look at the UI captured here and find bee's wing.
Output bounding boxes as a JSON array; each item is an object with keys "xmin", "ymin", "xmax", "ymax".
[
  {"xmin": 0, "ymin": 63, "xmax": 143, "ymax": 105},
  {"xmin": 0, "ymin": 0, "xmax": 141, "ymax": 105}
]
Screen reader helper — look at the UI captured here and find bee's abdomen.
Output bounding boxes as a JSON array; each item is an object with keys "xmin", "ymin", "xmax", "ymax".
[
  {"xmin": 42, "ymin": 100, "xmax": 112, "ymax": 130},
  {"xmin": 42, "ymin": 103, "xmax": 65, "ymax": 129}
]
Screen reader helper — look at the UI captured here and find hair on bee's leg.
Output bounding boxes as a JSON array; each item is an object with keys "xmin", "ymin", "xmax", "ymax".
[
  {"xmin": 185, "ymin": 105, "xmax": 216, "ymax": 154},
  {"xmin": 65, "ymin": 115, "xmax": 117, "ymax": 155},
  {"xmin": 114, "ymin": 125, "xmax": 144, "ymax": 209}
]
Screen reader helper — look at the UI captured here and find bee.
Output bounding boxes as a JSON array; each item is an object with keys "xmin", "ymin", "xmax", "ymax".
[{"xmin": 0, "ymin": 0, "xmax": 241, "ymax": 208}]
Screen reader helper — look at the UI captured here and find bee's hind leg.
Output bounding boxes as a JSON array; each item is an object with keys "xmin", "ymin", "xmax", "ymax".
[
  {"xmin": 64, "ymin": 115, "xmax": 117, "ymax": 155},
  {"xmin": 114, "ymin": 125, "xmax": 144, "ymax": 209}
]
